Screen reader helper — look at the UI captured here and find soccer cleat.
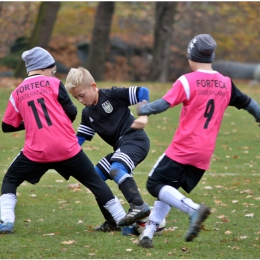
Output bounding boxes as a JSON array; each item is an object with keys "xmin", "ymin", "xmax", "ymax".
[
  {"xmin": 0, "ymin": 221, "xmax": 14, "ymax": 234},
  {"xmin": 185, "ymin": 204, "xmax": 211, "ymax": 242},
  {"xmin": 94, "ymin": 220, "xmax": 121, "ymax": 232},
  {"xmin": 121, "ymin": 224, "xmax": 139, "ymax": 236},
  {"xmin": 138, "ymin": 235, "xmax": 153, "ymax": 248},
  {"xmin": 117, "ymin": 202, "xmax": 151, "ymax": 227}
]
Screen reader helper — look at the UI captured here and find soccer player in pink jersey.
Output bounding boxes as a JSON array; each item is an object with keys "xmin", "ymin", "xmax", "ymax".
[
  {"xmin": 0, "ymin": 47, "xmax": 126, "ymax": 234},
  {"xmin": 131, "ymin": 34, "xmax": 260, "ymax": 248}
]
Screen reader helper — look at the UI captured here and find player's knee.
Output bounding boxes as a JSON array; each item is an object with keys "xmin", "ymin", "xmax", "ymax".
[
  {"xmin": 146, "ymin": 177, "xmax": 163, "ymax": 198},
  {"xmin": 110, "ymin": 162, "xmax": 130, "ymax": 184}
]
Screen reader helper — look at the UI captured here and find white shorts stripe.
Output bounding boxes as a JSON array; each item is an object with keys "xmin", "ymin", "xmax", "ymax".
[
  {"xmin": 149, "ymin": 153, "xmax": 165, "ymax": 177},
  {"xmin": 99, "ymin": 158, "xmax": 111, "ymax": 173},
  {"xmin": 112, "ymin": 150, "xmax": 135, "ymax": 171}
]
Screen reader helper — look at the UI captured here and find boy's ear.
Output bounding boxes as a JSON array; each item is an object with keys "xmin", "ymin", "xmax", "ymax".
[{"xmin": 90, "ymin": 82, "xmax": 97, "ymax": 89}]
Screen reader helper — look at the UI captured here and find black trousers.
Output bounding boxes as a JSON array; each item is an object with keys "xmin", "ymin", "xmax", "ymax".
[{"xmin": 1, "ymin": 150, "xmax": 115, "ymax": 206}]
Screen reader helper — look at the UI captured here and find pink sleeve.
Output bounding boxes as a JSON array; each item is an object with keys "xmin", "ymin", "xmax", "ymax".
[
  {"xmin": 2, "ymin": 98, "xmax": 23, "ymax": 127},
  {"xmin": 162, "ymin": 80, "xmax": 188, "ymax": 108}
]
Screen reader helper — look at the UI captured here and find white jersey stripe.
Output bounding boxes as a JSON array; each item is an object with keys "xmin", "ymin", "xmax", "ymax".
[
  {"xmin": 10, "ymin": 94, "xmax": 19, "ymax": 113},
  {"xmin": 129, "ymin": 86, "xmax": 138, "ymax": 105},
  {"xmin": 78, "ymin": 124, "xmax": 95, "ymax": 136},
  {"xmin": 179, "ymin": 75, "xmax": 190, "ymax": 100}
]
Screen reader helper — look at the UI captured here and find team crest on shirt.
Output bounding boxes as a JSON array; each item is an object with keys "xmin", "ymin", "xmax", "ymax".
[{"xmin": 102, "ymin": 101, "xmax": 113, "ymax": 113}]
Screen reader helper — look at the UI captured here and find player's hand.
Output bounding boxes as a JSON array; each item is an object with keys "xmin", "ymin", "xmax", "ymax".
[
  {"xmin": 136, "ymin": 100, "xmax": 148, "ymax": 116},
  {"xmin": 131, "ymin": 115, "xmax": 148, "ymax": 129}
]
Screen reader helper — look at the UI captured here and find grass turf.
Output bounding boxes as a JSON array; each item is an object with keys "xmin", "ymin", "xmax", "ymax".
[{"xmin": 0, "ymin": 81, "xmax": 260, "ymax": 258}]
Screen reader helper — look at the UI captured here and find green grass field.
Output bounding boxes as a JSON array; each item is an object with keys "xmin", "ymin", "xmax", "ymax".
[{"xmin": 0, "ymin": 81, "xmax": 260, "ymax": 259}]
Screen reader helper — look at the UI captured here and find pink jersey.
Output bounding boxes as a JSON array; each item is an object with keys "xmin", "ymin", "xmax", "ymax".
[
  {"xmin": 163, "ymin": 70, "xmax": 232, "ymax": 170},
  {"xmin": 3, "ymin": 75, "xmax": 81, "ymax": 162}
]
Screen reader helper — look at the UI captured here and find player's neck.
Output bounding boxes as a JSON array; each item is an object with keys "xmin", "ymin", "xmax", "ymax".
[
  {"xmin": 28, "ymin": 70, "xmax": 44, "ymax": 76},
  {"xmin": 93, "ymin": 88, "xmax": 99, "ymax": 105},
  {"xmin": 194, "ymin": 63, "xmax": 213, "ymax": 71}
]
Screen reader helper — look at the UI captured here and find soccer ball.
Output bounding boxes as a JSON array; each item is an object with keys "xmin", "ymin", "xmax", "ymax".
[{"xmin": 135, "ymin": 216, "xmax": 166, "ymax": 236}]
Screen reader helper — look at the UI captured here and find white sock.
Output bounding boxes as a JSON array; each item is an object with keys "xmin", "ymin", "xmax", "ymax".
[
  {"xmin": 104, "ymin": 196, "xmax": 126, "ymax": 223},
  {"xmin": 158, "ymin": 185, "xmax": 199, "ymax": 216},
  {"xmin": 0, "ymin": 193, "xmax": 17, "ymax": 223},
  {"xmin": 142, "ymin": 200, "xmax": 171, "ymax": 239}
]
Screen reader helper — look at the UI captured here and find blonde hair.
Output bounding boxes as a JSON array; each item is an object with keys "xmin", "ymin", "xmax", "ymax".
[{"xmin": 65, "ymin": 67, "xmax": 95, "ymax": 93}]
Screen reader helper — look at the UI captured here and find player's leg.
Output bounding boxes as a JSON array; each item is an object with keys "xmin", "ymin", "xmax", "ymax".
[
  {"xmin": 56, "ymin": 150, "xmax": 126, "ymax": 226},
  {"xmin": 0, "ymin": 152, "xmax": 48, "ymax": 234},
  {"xmin": 109, "ymin": 138, "xmax": 150, "ymax": 227},
  {"xmin": 138, "ymin": 200, "xmax": 171, "ymax": 248},
  {"xmin": 91, "ymin": 155, "xmax": 121, "ymax": 231},
  {"xmin": 93, "ymin": 157, "xmax": 144, "ymax": 234},
  {"xmin": 139, "ymin": 154, "xmax": 210, "ymax": 247},
  {"xmin": 153, "ymin": 160, "xmax": 210, "ymax": 242}
]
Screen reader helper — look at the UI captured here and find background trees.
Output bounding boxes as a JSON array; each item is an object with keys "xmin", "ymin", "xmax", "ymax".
[
  {"xmin": 0, "ymin": 2, "xmax": 259, "ymax": 82},
  {"xmin": 86, "ymin": 2, "xmax": 115, "ymax": 81},
  {"xmin": 14, "ymin": 2, "xmax": 60, "ymax": 78},
  {"xmin": 150, "ymin": 2, "xmax": 177, "ymax": 82}
]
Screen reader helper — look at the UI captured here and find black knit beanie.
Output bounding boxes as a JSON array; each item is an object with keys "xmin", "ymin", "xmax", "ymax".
[{"xmin": 187, "ymin": 34, "xmax": 217, "ymax": 63}]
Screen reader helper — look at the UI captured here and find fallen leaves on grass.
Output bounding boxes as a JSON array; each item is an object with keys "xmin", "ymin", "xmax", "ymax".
[
  {"xmin": 58, "ymin": 200, "xmax": 67, "ymax": 204},
  {"xmin": 131, "ymin": 239, "xmax": 139, "ymax": 244},
  {"xmin": 245, "ymin": 213, "xmax": 254, "ymax": 217},
  {"xmin": 165, "ymin": 226, "xmax": 178, "ymax": 231},
  {"xmin": 55, "ymin": 180, "xmax": 64, "ymax": 183},
  {"xmin": 181, "ymin": 247, "xmax": 189, "ymax": 253},
  {"xmin": 202, "ymin": 186, "xmax": 213, "ymax": 189},
  {"xmin": 67, "ymin": 183, "xmax": 81, "ymax": 192},
  {"xmin": 225, "ymin": 230, "xmax": 232, "ymax": 235},
  {"xmin": 240, "ymin": 189, "xmax": 252, "ymax": 194},
  {"xmin": 61, "ymin": 240, "xmax": 77, "ymax": 244},
  {"xmin": 164, "ymin": 239, "xmax": 169, "ymax": 244},
  {"xmin": 216, "ymin": 215, "xmax": 229, "ymax": 222},
  {"xmin": 43, "ymin": 233, "xmax": 55, "ymax": 236},
  {"xmin": 84, "ymin": 146, "xmax": 99, "ymax": 151}
]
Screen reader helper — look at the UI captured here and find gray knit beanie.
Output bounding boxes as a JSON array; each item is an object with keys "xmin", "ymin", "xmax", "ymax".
[
  {"xmin": 22, "ymin": 47, "xmax": 55, "ymax": 73},
  {"xmin": 187, "ymin": 34, "xmax": 217, "ymax": 63}
]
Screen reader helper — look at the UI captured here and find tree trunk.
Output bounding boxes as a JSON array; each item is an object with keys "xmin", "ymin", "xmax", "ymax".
[
  {"xmin": 86, "ymin": 2, "xmax": 115, "ymax": 81},
  {"xmin": 14, "ymin": 2, "xmax": 60, "ymax": 78},
  {"xmin": 150, "ymin": 2, "xmax": 178, "ymax": 82}
]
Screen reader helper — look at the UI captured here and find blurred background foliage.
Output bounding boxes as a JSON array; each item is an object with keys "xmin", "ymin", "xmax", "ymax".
[{"xmin": 0, "ymin": 1, "xmax": 259, "ymax": 82}]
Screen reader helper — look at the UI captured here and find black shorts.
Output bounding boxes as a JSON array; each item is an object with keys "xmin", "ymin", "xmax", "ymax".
[
  {"xmin": 1, "ymin": 150, "xmax": 115, "ymax": 205},
  {"xmin": 147, "ymin": 154, "xmax": 205, "ymax": 196},
  {"xmin": 97, "ymin": 131, "xmax": 150, "ymax": 179}
]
